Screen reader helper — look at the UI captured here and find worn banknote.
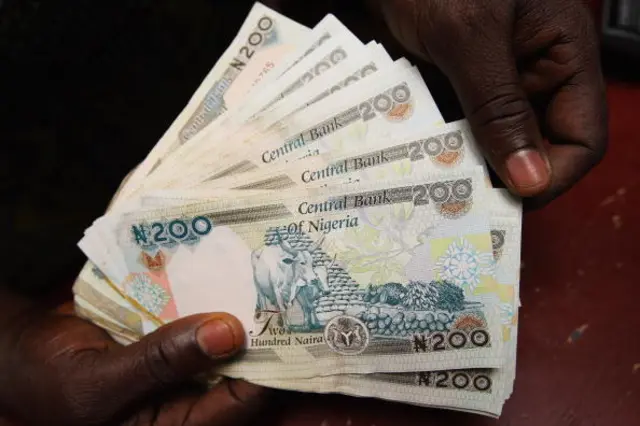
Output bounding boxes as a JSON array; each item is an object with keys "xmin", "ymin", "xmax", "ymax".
[
  {"xmin": 141, "ymin": 12, "xmax": 368, "ymax": 194},
  {"xmin": 142, "ymin": 45, "xmax": 398, "ymax": 193},
  {"xmin": 80, "ymin": 167, "xmax": 509, "ymax": 379},
  {"xmin": 120, "ymin": 2, "xmax": 310, "ymax": 200},
  {"xmin": 73, "ymin": 262, "xmax": 160, "ymax": 335},
  {"xmin": 75, "ymin": 191, "xmax": 520, "ymax": 417},
  {"xmin": 252, "ymin": 190, "xmax": 522, "ymax": 416},
  {"xmin": 144, "ymin": 120, "xmax": 485, "ymax": 203},
  {"xmin": 164, "ymin": 61, "xmax": 443, "ymax": 190},
  {"xmin": 147, "ymin": 35, "xmax": 382, "ymax": 187}
]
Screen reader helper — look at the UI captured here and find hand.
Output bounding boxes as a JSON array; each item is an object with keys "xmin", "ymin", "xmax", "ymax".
[
  {"xmin": 373, "ymin": 0, "xmax": 608, "ymax": 206},
  {"xmin": 0, "ymin": 304, "xmax": 270, "ymax": 426}
]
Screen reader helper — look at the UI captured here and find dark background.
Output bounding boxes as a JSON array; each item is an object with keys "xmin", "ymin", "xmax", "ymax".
[{"xmin": 1, "ymin": 1, "xmax": 639, "ymax": 425}]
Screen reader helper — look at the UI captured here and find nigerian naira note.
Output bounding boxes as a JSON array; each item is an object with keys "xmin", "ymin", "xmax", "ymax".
[
  {"xmin": 80, "ymin": 167, "xmax": 506, "ymax": 380},
  {"xmin": 120, "ymin": 2, "xmax": 310, "ymax": 199}
]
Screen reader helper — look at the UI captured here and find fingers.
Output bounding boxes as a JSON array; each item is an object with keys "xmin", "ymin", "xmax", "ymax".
[
  {"xmin": 528, "ymin": 69, "xmax": 607, "ymax": 207},
  {"xmin": 96, "ymin": 312, "xmax": 245, "ymax": 413},
  {"xmin": 462, "ymin": 78, "xmax": 551, "ymax": 197},
  {"xmin": 528, "ymin": 13, "xmax": 607, "ymax": 206},
  {"xmin": 428, "ymin": 28, "xmax": 552, "ymax": 197}
]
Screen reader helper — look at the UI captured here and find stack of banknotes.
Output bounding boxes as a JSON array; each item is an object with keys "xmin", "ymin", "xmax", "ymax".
[{"xmin": 73, "ymin": 2, "xmax": 523, "ymax": 418}]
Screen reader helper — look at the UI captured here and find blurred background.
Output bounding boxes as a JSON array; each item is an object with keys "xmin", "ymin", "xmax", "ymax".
[{"xmin": 0, "ymin": 1, "xmax": 638, "ymax": 425}]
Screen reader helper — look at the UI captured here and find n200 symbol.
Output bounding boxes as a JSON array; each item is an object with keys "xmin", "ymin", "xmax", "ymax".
[
  {"xmin": 429, "ymin": 329, "xmax": 490, "ymax": 351},
  {"xmin": 145, "ymin": 216, "xmax": 212, "ymax": 245}
]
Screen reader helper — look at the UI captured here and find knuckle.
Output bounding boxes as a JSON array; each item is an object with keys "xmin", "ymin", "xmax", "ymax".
[
  {"xmin": 142, "ymin": 338, "xmax": 180, "ymax": 386},
  {"xmin": 472, "ymin": 90, "xmax": 531, "ymax": 123},
  {"xmin": 468, "ymin": 90, "xmax": 535, "ymax": 153}
]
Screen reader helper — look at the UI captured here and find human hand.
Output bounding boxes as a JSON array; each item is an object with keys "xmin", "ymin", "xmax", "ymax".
[
  {"xmin": 0, "ymin": 304, "xmax": 270, "ymax": 426},
  {"xmin": 372, "ymin": 0, "xmax": 608, "ymax": 206}
]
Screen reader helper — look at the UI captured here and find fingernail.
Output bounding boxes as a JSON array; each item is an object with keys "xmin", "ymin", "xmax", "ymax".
[
  {"xmin": 196, "ymin": 317, "xmax": 241, "ymax": 358},
  {"xmin": 505, "ymin": 149, "xmax": 550, "ymax": 193}
]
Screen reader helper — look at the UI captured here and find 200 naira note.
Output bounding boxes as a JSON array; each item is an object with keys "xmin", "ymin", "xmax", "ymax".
[
  {"xmin": 147, "ymin": 36, "xmax": 382, "ymax": 188},
  {"xmin": 150, "ymin": 60, "xmax": 441, "ymax": 190},
  {"xmin": 120, "ymin": 2, "xmax": 310, "ymax": 200},
  {"xmin": 252, "ymin": 190, "xmax": 522, "ymax": 417},
  {"xmin": 81, "ymin": 167, "xmax": 507, "ymax": 379},
  {"xmin": 143, "ymin": 120, "xmax": 485, "ymax": 201},
  {"xmin": 139, "ymin": 13, "xmax": 366, "ymax": 196},
  {"xmin": 74, "ymin": 192, "xmax": 521, "ymax": 416}
]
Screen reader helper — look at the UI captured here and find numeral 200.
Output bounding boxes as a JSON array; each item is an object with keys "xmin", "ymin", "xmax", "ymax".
[
  {"xmin": 407, "ymin": 131, "xmax": 464, "ymax": 162},
  {"xmin": 150, "ymin": 216, "xmax": 212, "ymax": 243},
  {"xmin": 358, "ymin": 84, "xmax": 411, "ymax": 121}
]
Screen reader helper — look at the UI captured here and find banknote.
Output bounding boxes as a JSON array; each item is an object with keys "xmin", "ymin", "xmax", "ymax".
[
  {"xmin": 234, "ymin": 27, "xmax": 365, "ymax": 122},
  {"xmin": 71, "ymin": 4, "xmax": 526, "ymax": 416},
  {"xmin": 138, "ymin": 13, "xmax": 366, "ymax": 195},
  {"xmin": 74, "ymin": 295, "xmax": 141, "ymax": 341},
  {"xmin": 160, "ymin": 61, "xmax": 443, "ymax": 190},
  {"xmin": 119, "ymin": 2, "xmax": 310, "ymax": 200},
  {"xmin": 79, "ymin": 122, "xmax": 519, "ymax": 408},
  {"xmin": 75, "ymin": 195, "xmax": 520, "ymax": 417},
  {"xmin": 147, "ymin": 34, "xmax": 374, "ymax": 186},
  {"xmin": 140, "ymin": 44, "xmax": 397, "ymax": 192},
  {"xmin": 143, "ymin": 120, "xmax": 484, "ymax": 203},
  {"xmin": 74, "ymin": 299, "xmax": 141, "ymax": 346},
  {"xmin": 80, "ymin": 167, "xmax": 509, "ymax": 379},
  {"xmin": 73, "ymin": 262, "xmax": 160, "ymax": 335},
  {"xmin": 252, "ymin": 190, "xmax": 522, "ymax": 416}
]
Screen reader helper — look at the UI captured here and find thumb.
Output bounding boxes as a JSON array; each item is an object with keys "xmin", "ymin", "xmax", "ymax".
[
  {"xmin": 376, "ymin": 0, "xmax": 552, "ymax": 196},
  {"xmin": 434, "ymin": 42, "xmax": 551, "ymax": 197},
  {"xmin": 96, "ymin": 312, "xmax": 244, "ymax": 409}
]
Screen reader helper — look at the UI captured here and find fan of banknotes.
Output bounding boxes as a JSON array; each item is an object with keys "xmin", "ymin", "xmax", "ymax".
[{"xmin": 74, "ymin": 2, "xmax": 523, "ymax": 418}]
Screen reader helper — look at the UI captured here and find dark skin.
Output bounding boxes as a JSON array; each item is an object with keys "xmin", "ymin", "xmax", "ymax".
[
  {"xmin": 369, "ymin": 0, "xmax": 608, "ymax": 207},
  {"xmin": 0, "ymin": 289, "xmax": 270, "ymax": 426},
  {"xmin": 0, "ymin": 0, "xmax": 607, "ymax": 424}
]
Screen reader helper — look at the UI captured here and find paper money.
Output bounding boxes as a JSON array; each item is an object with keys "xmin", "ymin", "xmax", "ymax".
[
  {"xmin": 78, "ymin": 119, "xmax": 518, "ymax": 412},
  {"xmin": 253, "ymin": 190, "xmax": 522, "ymax": 416},
  {"xmin": 73, "ymin": 262, "xmax": 159, "ymax": 335},
  {"xmin": 165, "ymin": 61, "xmax": 443, "ymax": 189},
  {"xmin": 140, "ymin": 44, "xmax": 397, "ymax": 192},
  {"xmin": 148, "ymin": 35, "xmax": 377, "ymax": 186},
  {"xmin": 119, "ymin": 2, "xmax": 310, "ymax": 199},
  {"xmin": 74, "ymin": 295, "xmax": 141, "ymax": 341},
  {"xmin": 73, "ymin": 7, "xmax": 523, "ymax": 417},
  {"xmin": 142, "ymin": 120, "xmax": 484, "ymax": 202},
  {"xmin": 81, "ymin": 167, "xmax": 509, "ymax": 379},
  {"xmin": 235, "ymin": 28, "xmax": 365, "ymax": 120},
  {"xmin": 141, "ymin": 12, "xmax": 369, "ymax": 193}
]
